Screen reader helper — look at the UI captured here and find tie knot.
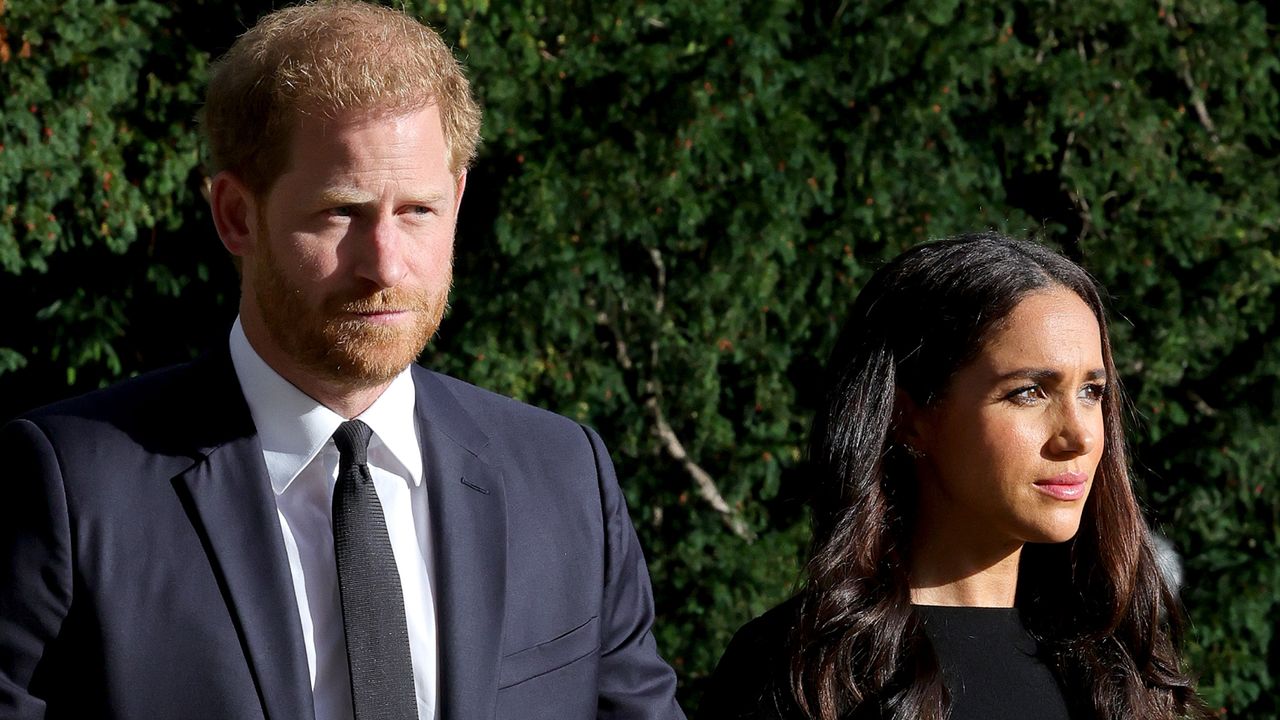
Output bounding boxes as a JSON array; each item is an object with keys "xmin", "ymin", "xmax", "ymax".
[{"xmin": 333, "ymin": 419, "xmax": 374, "ymax": 466}]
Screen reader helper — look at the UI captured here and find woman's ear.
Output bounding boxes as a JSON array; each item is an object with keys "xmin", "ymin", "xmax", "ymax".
[{"xmin": 893, "ymin": 388, "xmax": 929, "ymax": 457}]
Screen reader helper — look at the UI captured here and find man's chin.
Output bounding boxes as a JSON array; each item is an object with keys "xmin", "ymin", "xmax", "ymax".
[
  {"xmin": 314, "ymin": 324, "xmax": 435, "ymax": 387},
  {"xmin": 313, "ymin": 347, "xmax": 420, "ymax": 388}
]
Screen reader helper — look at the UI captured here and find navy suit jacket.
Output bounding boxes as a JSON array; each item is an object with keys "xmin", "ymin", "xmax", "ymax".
[{"xmin": 0, "ymin": 351, "xmax": 684, "ymax": 720}]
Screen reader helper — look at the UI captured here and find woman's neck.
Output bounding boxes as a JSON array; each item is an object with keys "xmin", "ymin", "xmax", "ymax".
[{"xmin": 908, "ymin": 508, "xmax": 1025, "ymax": 608}]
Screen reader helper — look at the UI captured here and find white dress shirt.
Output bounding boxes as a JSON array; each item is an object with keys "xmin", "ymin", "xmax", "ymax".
[{"xmin": 229, "ymin": 318, "xmax": 438, "ymax": 720}]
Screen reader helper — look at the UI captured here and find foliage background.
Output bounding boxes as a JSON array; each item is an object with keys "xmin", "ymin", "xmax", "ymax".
[{"xmin": 2, "ymin": 0, "xmax": 1277, "ymax": 715}]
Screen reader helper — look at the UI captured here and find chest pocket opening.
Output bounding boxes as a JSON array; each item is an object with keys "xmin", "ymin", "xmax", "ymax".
[{"xmin": 498, "ymin": 615, "xmax": 600, "ymax": 689}]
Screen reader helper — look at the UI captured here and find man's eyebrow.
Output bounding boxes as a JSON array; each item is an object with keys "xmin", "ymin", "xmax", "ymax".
[
  {"xmin": 317, "ymin": 188, "xmax": 372, "ymax": 205},
  {"xmin": 316, "ymin": 188, "xmax": 450, "ymax": 205},
  {"xmin": 408, "ymin": 190, "xmax": 450, "ymax": 204},
  {"xmin": 996, "ymin": 367, "xmax": 1107, "ymax": 382}
]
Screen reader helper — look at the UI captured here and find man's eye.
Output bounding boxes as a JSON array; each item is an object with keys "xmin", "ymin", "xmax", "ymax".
[
  {"xmin": 330, "ymin": 206, "xmax": 355, "ymax": 217},
  {"xmin": 409, "ymin": 205, "xmax": 433, "ymax": 215}
]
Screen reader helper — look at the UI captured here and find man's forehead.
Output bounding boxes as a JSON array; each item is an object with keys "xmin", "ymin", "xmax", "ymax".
[
  {"xmin": 281, "ymin": 105, "xmax": 448, "ymax": 162},
  {"xmin": 289, "ymin": 101, "xmax": 443, "ymax": 134},
  {"xmin": 249, "ymin": 101, "xmax": 455, "ymax": 202}
]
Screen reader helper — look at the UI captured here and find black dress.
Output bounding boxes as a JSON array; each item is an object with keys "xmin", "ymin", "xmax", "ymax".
[
  {"xmin": 916, "ymin": 604, "xmax": 1074, "ymax": 720},
  {"xmin": 701, "ymin": 600, "xmax": 1077, "ymax": 720}
]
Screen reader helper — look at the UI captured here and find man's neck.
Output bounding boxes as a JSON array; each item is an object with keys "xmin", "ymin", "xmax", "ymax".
[{"xmin": 299, "ymin": 381, "xmax": 393, "ymax": 420}]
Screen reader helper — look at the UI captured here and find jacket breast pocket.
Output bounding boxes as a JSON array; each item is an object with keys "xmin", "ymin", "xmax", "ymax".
[{"xmin": 498, "ymin": 615, "xmax": 600, "ymax": 689}]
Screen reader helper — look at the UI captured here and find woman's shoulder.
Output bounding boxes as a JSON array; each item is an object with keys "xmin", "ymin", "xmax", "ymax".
[
  {"xmin": 701, "ymin": 596, "xmax": 805, "ymax": 719},
  {"xmin": 726, "ymin": 595, "xmax": 803, "ymax": 655}
]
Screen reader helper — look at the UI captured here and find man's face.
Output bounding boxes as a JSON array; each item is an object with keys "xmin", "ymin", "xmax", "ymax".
[{"xmin": 239, "ymin": 104, "xmax": 464, "ymax": 390}]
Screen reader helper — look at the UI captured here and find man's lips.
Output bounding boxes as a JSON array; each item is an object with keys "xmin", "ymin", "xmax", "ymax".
[
  {"xmin": 344, "ymin": 308, "xmax": 412, "ymax": 324},
  {"xmin": 1033, "ymin": 471, "xmax": 1088, "ymax": 500}
]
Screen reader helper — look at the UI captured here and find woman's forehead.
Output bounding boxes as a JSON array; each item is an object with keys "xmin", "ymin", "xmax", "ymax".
[{"xmin": 974, "ymin": 289, "xmax": 1104, "ymax": 375}]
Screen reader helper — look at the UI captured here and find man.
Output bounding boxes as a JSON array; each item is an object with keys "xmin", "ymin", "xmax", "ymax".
[{"xmin": 0, "ymin": 3, "xmax": 684, "ymax": 719}]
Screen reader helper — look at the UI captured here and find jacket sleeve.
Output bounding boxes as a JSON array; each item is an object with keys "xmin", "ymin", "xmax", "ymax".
[
  {"xmin": 0, "ymin": 419, "xmax": 74, "ymax": 719},
  {"xmin": 582, "ymin": 425, "xmax": 686, "ymax": 720}
]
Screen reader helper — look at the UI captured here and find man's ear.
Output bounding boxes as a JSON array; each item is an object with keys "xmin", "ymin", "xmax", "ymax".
[
  {"xmin": 453, "ymin": 170, "xmax": 467, "ymax": 216},
  {"xmin": 210, "ymin": 171, "xmax": 259, "ymax": 258}
]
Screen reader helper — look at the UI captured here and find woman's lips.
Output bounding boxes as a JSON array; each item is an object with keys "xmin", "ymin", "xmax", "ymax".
[{"xmin": 1033, "ymin": 471, "xmax": 1088, "ymax": 501}]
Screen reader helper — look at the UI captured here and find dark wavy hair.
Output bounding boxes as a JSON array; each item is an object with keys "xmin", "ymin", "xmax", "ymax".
[{"xmin": 788, "ymin": 232, "xmax": 1208, "ymax": 719}]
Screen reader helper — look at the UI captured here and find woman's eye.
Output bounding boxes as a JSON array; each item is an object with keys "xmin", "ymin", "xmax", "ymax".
[
  {"xmin": 1080, "ymin": 383, "xmax": 1108, "ymax": 404},
  {"xmin": 1006, "ymin": 385, "xmax": 1045, "ymax": 405}
]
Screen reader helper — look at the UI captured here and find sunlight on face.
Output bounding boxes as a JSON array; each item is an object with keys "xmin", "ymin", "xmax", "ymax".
[
  {"xmin": 243, "ymin": 105, "xmax": 463, "ymax": 389},
  {"xmin": 913, "ymin": 286, "xmax": 1107, "ymax": 548}
]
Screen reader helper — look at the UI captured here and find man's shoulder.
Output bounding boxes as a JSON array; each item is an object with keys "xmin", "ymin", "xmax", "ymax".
[
  {"xmin": 21, "ymin": 360, "xmax": 200, "ymax": 419},
  {"xmin": 412, "ymin": 366, "xmax": 610, "ymax": 482},
  {"xmin": 413, "ymin": 366, "xmax": 588, "ymax": 437},
  {"xmin": 10, "ymin": 353, "xmax": 243, "ymax": 459}
]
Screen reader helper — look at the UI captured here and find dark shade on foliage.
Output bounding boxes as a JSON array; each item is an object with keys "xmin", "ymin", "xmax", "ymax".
[{"xmin": 2, "ymin": 1, "xmax": 1277, "ymax": 716}]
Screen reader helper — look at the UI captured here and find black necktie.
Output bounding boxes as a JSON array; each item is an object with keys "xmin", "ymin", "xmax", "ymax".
[{"xmin": 332, "ymin": 419, "xmax": 418, "ymax": 720}]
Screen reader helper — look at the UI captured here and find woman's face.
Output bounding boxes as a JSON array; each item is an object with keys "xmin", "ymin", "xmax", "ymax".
[{"xmin": 911, "ymin": 286, "xmax": 1107, "ymax": 547}]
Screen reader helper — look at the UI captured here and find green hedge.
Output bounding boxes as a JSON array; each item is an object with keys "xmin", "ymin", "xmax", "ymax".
[{"xmin": 3, "ymin": 1, "xmax": 1277, "ymax": 715}]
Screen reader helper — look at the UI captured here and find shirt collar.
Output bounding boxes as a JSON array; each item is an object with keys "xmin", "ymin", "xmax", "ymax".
[{"xmin": 228, "ymin": 317, "xmax": 423, "ymax": 495}]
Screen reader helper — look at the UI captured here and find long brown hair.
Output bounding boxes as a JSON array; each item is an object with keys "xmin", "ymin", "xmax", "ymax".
[{"xmin": 789, "ymin": 233, "xmax": 1208, "ymax": 719}]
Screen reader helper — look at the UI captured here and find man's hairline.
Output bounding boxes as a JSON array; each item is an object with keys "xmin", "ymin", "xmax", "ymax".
[{"xmin": 234, "ymin": 99, "xmax": 470, "ymax": 203}]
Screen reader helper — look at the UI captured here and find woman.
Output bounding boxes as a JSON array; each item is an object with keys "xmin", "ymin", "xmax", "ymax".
[{"xmin": 703, "ymin": 233, "xmax": 1208, "ymax": 720}]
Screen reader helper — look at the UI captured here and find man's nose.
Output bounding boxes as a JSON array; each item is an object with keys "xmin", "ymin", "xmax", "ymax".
[{"xmin": 355, "ymin": 214, "xmax": 408, "ymax": 289}]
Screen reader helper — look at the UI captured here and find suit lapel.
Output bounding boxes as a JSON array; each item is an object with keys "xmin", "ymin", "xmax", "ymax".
[
  {"xmin": 414, "ymin": 369, "xmax": 508, "ymax": 720},
  {"xmin": 174, "ymin": 352, "xmax": 314, "ymax": 720}
]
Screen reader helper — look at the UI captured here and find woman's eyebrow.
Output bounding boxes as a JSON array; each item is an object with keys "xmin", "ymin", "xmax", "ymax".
[{"xmin": 995, "ymin": 367, "xmax": 1107, "ymax": 382}]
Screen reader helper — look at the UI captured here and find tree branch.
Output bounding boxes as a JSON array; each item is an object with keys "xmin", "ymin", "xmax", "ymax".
[
  {"xmin": 1165, "ymin": 8, "xmax": 1219, "ymax": 142},
  {"xmin": 646, "ymin": 395, "xmax": 755, "ymax": 541},
  {"xmin": 1179, "ymin": 50, "xmax": 1219, "ymax": 142},
  {"xmin": 595, "ymin": 260, "xmax": 755, "ymax": 542}
]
